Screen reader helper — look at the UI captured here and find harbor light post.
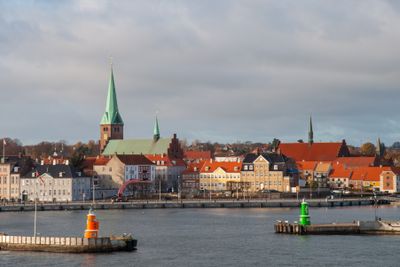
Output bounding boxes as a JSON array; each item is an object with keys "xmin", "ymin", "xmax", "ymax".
[{"xmin": 299, "ymin": 199, "xmax": 311, "ymax": 226}]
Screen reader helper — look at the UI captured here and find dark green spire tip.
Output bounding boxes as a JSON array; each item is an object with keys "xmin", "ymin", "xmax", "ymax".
[
  {"xmin": 100, "ymin": 66, "xmax": 124, "ymax": 125},
  {"xmin": 153, "ymin": 115, "xmax": 160, "ymax": 141}
]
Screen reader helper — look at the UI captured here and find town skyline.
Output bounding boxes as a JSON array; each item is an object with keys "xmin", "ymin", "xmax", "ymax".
[{"xmin": 1, "ymin": 1, "xmax": 400, "ymax": 145}]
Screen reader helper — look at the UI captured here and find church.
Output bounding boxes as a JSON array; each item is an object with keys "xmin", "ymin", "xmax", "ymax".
[{"xmin": 98, "ymin": 66, "xmax": 185, "ymax": 192}]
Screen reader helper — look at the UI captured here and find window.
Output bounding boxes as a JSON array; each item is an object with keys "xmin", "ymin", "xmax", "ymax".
[{"xmin": 244, "ymin": 165, "xmax": 248, "ymax": 171}]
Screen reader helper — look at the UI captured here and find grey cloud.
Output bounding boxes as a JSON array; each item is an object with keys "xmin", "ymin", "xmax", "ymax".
[{"xmin": 0, "ymin": 0, "xmax": 399, "ymax": 146}]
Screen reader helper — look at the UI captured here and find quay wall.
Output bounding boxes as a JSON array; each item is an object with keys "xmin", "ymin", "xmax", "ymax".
[
  {"xmin": 0, "ymin": 199, "xmax": 387, "ymax": 213},
  {"xmin": 0, "ymin": 235, "xmax": 113, "ymax": 252}
]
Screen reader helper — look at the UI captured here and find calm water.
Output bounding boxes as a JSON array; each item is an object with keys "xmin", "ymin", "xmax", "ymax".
[{"xmin": 1, "ymin": 205, "xmax": 400, "ymax": 267}]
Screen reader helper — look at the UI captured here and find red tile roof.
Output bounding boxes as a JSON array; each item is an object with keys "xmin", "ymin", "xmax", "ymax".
[
  {"xmin": 93, "ymin": 157, "xmax": 111, "ymax": 166},
  {"xmin": 333, "ymin": 157, "xmax": 376, "ymax": 168},
  {"xmin": 184, "ymin": 151, "xmax": 212, "ymax": 161},
  {"xmin": 182, "ymin": 161, "xmax": 206, "ymax": 175},
  {"xmin": 278, "ymin": 141, "xmax": 348, "ymax": 161},
  {"xmin": 329, "ymin": 163, "xmax": 352, "ymax": 178},
  {"xmin": 116, "ymin": 155, "xmax": 154, "ymax": 165},
  {"xmin": 296, "ymin": 161, "xmax": 317, "ymax": 171},
  {"xmin": 200, "ymin": 160, "xmax": 242, "ymax": 173},
  {"xmin": 350, "ymin": 166, "xmax": 391, "ymax": 182}
]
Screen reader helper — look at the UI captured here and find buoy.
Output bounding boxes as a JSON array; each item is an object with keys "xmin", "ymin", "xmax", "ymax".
[
  {"xmin": 84, "ymin": 209, "xmax": 99, "ymax": 239},
  {"xmin": 299, "ymin": 199, "xmax": 311, "ymax": 226}
]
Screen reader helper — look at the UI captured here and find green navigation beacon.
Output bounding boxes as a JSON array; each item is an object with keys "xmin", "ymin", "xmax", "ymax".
[{"xmin": 299, "ymin": 199, "xmax": 311, "ymax": 226}]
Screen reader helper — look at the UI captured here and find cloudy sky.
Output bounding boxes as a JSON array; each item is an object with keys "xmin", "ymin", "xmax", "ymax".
[{"xmin": 1, "ymin": 0, "xmax": 400, "ymax": 146}]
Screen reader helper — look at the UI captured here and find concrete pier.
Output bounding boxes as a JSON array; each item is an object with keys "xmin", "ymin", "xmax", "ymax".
[
  {"xmin": 0, "ymin": 234, "xmax": 136, "ymax": 253},
  {"xmin": 275, "ymin": 219, "xmax": 400, "ymax": 235},
  {"xmin": 0, "ymin": 198, "xmax": 388, "ymax": 213}
]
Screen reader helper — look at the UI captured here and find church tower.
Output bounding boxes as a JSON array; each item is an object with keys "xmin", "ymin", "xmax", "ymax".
[
  {"xmin": 99, "ymin": 65, "xmax": 124, "ymax": 152},
  {"xmin": 308, "ymin": 116, "xmax": 314, "ymax": 144},
  {"xmin": 153, "ymin": 115, "xmax": 160, "ymax": 142}
]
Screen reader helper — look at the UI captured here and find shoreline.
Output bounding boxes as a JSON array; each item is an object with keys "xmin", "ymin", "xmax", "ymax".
[{"xmin": 0, "ymin": 198, "xmax": 389, "ymax": 212}]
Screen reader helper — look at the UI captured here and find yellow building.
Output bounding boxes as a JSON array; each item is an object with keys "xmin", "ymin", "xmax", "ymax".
[
  {"xmin": 241, "ymin": 153, "xmax": 292, "ymax": 192},
  {"xmin": 0, "ymin": 158, "xmax": 25, "ymax": 201},
  {"xmin": 199, "ymin": 160, "xmax": 241, "ymax": 192}
]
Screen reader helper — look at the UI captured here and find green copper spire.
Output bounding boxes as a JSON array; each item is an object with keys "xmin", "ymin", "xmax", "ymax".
[
  {"xmin": 153, "ymin": 115, "xmax": 160, "ymax": 141},
  {"xmin": 308, "ymin": 116, "xmax": 314, "ymax": 144},
  {"xmin": 100, "ymin": 66, "xmax": 124, "ymax": 125}
]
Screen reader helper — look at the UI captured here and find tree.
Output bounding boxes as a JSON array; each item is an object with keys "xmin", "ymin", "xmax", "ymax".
[
  {"xmin": 271, "ymin": 138, "xmax": 281, "ymax": 151},
  {"xmin": 360, "ymin": 142, "xmax": 376, "ymax": 156}
]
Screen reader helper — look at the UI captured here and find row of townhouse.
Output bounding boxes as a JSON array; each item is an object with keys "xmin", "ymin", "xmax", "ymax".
[
  {"xmin": 0, "ymin": 155, "xmax": 93, "ymax": 202},
  {"xmin": 181, "ymin": 152, "xmax": 298, "ymax": 195},
  {"xmin": 296, "ymin": 157, "xmax": 400, "ymax": 193}
]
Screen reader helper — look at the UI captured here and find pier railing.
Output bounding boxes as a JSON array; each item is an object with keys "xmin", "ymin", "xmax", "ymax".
[{"xmin": 0, "ymin": 235, "xmax": 111, "ymax": 247}]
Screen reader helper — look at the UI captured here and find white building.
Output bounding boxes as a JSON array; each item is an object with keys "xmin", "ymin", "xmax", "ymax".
[{"xmin": 21, "ymin": 163, "xmax": 92, "ymax": 202}]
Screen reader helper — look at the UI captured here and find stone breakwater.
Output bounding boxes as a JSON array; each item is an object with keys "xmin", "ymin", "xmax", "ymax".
[
  {"xmin": 274, "ymin": 220, "xmax": 400, "ymax": 235},
  {"xmin": 0, "ymin": 199, "xmax": 389, "ymax": 212},
  {"xmin": 0, "ymin": 235, "xmax": 137, "ymax": 253}
]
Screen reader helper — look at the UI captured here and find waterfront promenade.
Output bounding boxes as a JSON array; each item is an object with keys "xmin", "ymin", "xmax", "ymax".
[{"xmin": 0, "ymin": 198, "xmax": 389, "ymax": 212}]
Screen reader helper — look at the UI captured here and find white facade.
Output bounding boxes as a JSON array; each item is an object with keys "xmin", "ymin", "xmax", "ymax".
[
  {"xmin": 21, "ymin": 174, "xmax": 91, "ymax": 202},
  {"xmin": 124, "ymin": 165, "xmax": 156, "ymax": 181}
]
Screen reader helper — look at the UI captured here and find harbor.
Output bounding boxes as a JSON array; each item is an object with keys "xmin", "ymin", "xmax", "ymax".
[
  {"xmin": 2, "ymin": 206, "xmax": 400, "ymax": 266},
  {"xmin": 0, "ymin": 198, "xmax": 391, "ymax": 212}
]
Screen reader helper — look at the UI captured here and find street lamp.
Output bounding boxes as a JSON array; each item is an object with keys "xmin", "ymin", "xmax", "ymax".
[{"xmin": 178, "ymin": 175, "xmax": 181, "ymax": 201}]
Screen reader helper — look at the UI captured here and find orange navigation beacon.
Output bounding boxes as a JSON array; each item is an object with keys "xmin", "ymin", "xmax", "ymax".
[{"xmin": 84, "ymin": 209, "xmax": 99, "ymax": 239}]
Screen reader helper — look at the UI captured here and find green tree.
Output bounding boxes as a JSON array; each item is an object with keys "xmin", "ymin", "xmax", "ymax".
[{"xmin": 360, "ymin": 142, "xmax": 376, "ymax": 156}]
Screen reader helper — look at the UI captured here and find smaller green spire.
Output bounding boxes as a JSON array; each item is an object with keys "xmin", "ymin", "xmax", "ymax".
[
  {"xmin": 308, "ymin": 115, "xmax": 314, "ymax": 144},
  {"xmin": 153, "ymin": 115, "xmax": 160, "ymax": 141}
]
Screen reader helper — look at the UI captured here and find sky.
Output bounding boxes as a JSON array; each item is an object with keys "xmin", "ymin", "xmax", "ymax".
[{"xmin": 1, "ymin": 0, "xmax": 400, "ymax": 146}]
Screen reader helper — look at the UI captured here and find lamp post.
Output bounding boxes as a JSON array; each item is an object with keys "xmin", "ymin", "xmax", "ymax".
[
  {"xmin": 92, "ymin": 171, "xmax": 96, "ymax": 205},
  {"xmin": 33, "ymin": 180, "xmax": 37, "ymax": 237},
  {"xmin": 178, "ymin": 175, "xmax": 181, "ymax": 201},
  {"xmin": 158, "ymin": 176, "xmax": 162, "ymax": 202}
]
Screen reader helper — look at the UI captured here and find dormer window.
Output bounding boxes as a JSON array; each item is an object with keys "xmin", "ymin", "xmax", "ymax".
[
  {"xmin": 249, "ymin": 165, "xmax": 254, "ymax": 171},
  {"xmin": 244, "ymin": 165, "xmax": 248, "ymax": 171}
]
